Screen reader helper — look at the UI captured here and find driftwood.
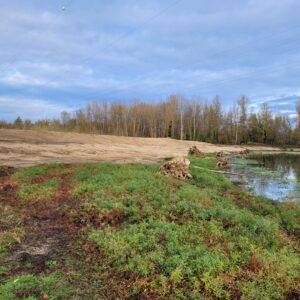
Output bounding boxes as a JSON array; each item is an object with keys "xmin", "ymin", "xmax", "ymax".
[{"xmin": 193, "ymin": 166, "xmax": 245, "ymax": 176}]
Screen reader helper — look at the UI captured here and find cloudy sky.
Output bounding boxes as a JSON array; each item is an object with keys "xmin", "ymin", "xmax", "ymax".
[{"xmin": 1, "ymin": 0, "xmax": 300, "ymax": 121}]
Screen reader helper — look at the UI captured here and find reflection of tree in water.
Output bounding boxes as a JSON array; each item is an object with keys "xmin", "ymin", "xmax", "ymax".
[
  {"xmin": 253, "ymin": 154, "xmax": 300, "ymax": 181},
  {"xmin": 233, "ymin": 153, "xmax": 300, "ymax": 201},
  {"xmin": 294, "ymin": 156, "xmax": 300, "ymax": 181},
  {"xmin": 256, "ymin": 177, "xmax": 270, "ymax": 192}
]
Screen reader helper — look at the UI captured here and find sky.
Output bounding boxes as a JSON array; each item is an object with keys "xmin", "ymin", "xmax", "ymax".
[{"xmin": 0, "ymin": 0, "xmax": 300, "ymax": 121}]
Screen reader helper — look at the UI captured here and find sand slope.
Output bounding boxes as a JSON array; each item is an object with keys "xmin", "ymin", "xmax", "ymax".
[{"xmin": 0, "ymin": 129, "xmax": 281, "ymax": 167}]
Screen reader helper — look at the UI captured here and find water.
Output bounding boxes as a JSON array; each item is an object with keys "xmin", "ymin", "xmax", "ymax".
[{"xmin": 228, "ymin": 152, "xmax": 300, "ymax": 202}]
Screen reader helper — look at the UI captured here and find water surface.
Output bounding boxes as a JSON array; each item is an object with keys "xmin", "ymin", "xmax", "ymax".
[{"xmin": 229, "ymin": 152, "xmax": 300, "ymax": 202}]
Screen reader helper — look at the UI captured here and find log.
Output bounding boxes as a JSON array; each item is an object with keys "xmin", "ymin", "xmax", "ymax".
[{"xmin": 192, "ymin": 166, "xmax": 245, "ymax": 176}]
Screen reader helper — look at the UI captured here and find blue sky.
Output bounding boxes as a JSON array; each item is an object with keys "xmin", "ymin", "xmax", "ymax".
[{"xmin": 0, "ymin": 0, "xmax": 300, "ymax": 121}]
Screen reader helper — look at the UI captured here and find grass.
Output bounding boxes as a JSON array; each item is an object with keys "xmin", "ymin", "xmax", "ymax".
[
  {"xmin": 16, "ymin": 178, "xmax": 58, "ymax": 202},
  {"xmin": 0, "ymin": 203, "xmax": 24, "ymax": 260},
  {"xmin": 0, "ymin": 155, "xmax": 299, "ymax": 299},
  {"xmin": 0, "ymin": 273, "xmax": 71, "ymax": 300},
  {"xmin": 14, "ymin": 164, "xmax": 63, "ymax": 202}
]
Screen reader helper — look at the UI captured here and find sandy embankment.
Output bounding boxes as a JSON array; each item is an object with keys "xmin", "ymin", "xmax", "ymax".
[{"xmin": 0, "ymin": 129, "xmax": 282, "ymax": 167}]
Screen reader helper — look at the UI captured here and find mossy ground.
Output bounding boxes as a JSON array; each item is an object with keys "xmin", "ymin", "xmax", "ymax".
[{"xmin": 0, "ymin": 155, "xmax": 299, "ymax": 299}]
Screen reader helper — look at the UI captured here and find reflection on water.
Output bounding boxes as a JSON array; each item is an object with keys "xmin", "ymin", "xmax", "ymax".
[{"xmin": 229, "ymin": 152, "xmax": 300, "ymax": 202}]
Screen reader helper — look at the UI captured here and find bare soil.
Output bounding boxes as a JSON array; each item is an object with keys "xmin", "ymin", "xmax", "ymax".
[
  {"xmin": 0, "ymin": 166, "xmax": 78, "ymax": 275},
  {"xmin": 0, "ymin": 129, "xmax": 282, "ymax": 167}
]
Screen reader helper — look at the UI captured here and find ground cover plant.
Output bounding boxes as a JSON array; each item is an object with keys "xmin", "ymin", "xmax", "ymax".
[{"xmin": 0, "ymin": 155, "xmax": 299, "ymax": 299}]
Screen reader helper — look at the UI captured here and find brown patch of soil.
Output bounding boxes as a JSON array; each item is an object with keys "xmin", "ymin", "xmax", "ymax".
[
  {"xmin": 102, "ymin": 209, "xmax": 128, "ymax": 226},
  {"xmin": 30, "ymin": 175, "xmax": 49, "ymax": 184},
  {"xmin": 71, "ymin": 203, "xmax": 102, "ymax": 228},
  {"xmin": 71, "ymin": 203, "xmax": 128, "ymax": 229},
  {"xmin": 0, "ymin": 166, "xmax": 80, "ymax": 275},
  {"xmin": 0, "ymin": 166, "xmax": 15, "ymax": 177},
  {"xmin": 248, "ymin": 254, "xmax": 262, "ymax": 273},
  {"xmin": 199, "ymin": 199, "xmax": 212, "ymax": 208}
]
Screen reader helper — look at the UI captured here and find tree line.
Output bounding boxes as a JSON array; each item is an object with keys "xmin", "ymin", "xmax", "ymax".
[{"xmin": 1, "ymin": 95, "xmax": 300, "ymax": 145}]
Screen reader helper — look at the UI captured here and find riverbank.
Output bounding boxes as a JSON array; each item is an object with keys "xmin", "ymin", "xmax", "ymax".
[{"xmin": 0, "ymin": 155, "xmax": 299, "ymax": 299}]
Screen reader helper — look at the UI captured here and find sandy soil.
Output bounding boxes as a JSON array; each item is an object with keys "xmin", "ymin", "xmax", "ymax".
[{"xmin": 0, "ymin": 129, "xmax": 281, "ymax": 167}]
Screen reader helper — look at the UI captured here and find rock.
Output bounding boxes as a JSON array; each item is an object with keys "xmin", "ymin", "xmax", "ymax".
[
  {"xmin": 160, "ymin": 157, "xmax": 192, "ymax": 180},
  {"xmin": 188, "ymin": 146, "xmax": 204, "ymax": 156}
]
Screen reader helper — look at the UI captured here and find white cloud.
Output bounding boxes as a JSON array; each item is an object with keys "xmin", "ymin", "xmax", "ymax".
[
  {"xmin": 0, "ymin": 0, "xmax": 300, "ymax": 120},
  {"xmin": 1, "ymin": 71, "xmax": 59, "ymax": 87},
  {"xmin": 0, "ymin": 96, "xmax": 75, "ymax": 121},
  {"xmin": 289, "ymin": 113, "xmax": 298, "ymax": 119}
]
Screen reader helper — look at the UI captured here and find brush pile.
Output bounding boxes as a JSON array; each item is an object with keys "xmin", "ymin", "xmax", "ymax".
[
  {"xmin": 216, "ymin": 158, "xmax": 228, "ymax": 168},
  {"xmin": 160, "ymin": 157, "xmax": 192, "ymax": 180},
  {"xmin": 216, "ymin": 151, "xmax": 225, "ymax": 158},
  {"xmin": 188, "ymin": 146, "xmax": 205, "ymax": 156},
  {"xmin": 239, "ymin": 148, "xmax": 250, "ymax": 155}
]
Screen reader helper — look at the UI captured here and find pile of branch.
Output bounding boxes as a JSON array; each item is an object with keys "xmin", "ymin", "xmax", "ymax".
[
  {"xmin": 160, "ymin": 157, "xmax": 193, "ymax": 180},
  {"xmin": 239, "ymin": 148, "xmax": 250, "ymax": 155},
  {"xmin": 216, "ymin": 158, "xmax": 228, "ymax": 168},
  {"xmin": 216, "ymin": 151, "xmax": 225, "ymax": 158},
  {"xmin": 188, "ymin": 146, "xmax": 205, "ymax": 157}
]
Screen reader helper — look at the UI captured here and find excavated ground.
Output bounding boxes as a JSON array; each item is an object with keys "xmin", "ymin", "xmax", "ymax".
[{"xmin": 0, "ymin": 129, "xmax": 283, "ymax": 167}]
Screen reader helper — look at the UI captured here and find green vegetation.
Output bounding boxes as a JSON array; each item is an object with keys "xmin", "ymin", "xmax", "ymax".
[
  {"xmin": 16, "ymin": 178, "xmax": 58, "ymax": 202},
  {"xmin": 14, "ymin": 164, "xmax": 62, "ymax": 201},
  {"xmin": 0, "ymin": 203, "xmax": 24, "ymax": 260},
  {"xmin": 0, "ymin": 273, "xmax": 71, "ymax": 300},
  {"xmin": 0, "ymin": 156, "xmax": 299, "ymax": 299},
  {"xmin": 14, "ymin": 164, "xmax": 63, "ymax": 182}
]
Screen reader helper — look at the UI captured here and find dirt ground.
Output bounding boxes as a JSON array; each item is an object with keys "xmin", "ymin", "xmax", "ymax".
[
  {"xmin": 0, "ymin": 129, "xmax": 282, "ymax": 167},
  {"xmin": 0, "ymin": 166, "xmax": 77, "ymax": 272}
]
